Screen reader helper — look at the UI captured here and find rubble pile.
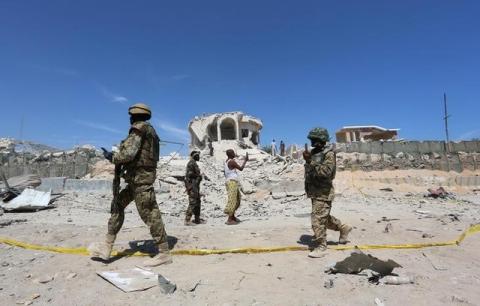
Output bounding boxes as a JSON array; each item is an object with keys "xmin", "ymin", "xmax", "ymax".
[
  {"xmin": 152, "ymin": 147, "xmax": 308, "ymax": 219},
  {"xmin": 1, "ymin": 139, "xmax": 103, "ymax": 178}
]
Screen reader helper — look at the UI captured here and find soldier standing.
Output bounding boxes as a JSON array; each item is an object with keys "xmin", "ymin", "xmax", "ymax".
[
  {"xmin": 303, "ymin": 127, "xmax": 352, "ymax": 258},
  {"xmin": 89, "ymin": 103, "xmax": 172, "ymax": 266},
  {"xmin": 184, "ymin": 150, "xmax": 203, "ymax": 225}
]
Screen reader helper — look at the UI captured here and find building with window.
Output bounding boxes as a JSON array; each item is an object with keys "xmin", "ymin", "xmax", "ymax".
[
  {"xmin": 188, "ymin": 112, "xmax": 263, "ymax": 150},
  {"xmin": 335, "ymin": 125, "xmax": 400, "ymax": 143}
]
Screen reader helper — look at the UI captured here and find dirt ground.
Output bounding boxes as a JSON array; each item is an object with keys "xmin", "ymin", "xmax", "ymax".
[{"xmin": 1, "ymin": 171, "xmax": 480, "ymax": 306}]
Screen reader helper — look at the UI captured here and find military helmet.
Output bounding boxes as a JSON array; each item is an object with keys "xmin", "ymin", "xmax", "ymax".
[
  {"xmin": 128, "ymin": 103, "xmax": 152, "ymax": 116},
  {"xmin": 307, "ymin": 127, "xmax": 329, "ymax": 142}
]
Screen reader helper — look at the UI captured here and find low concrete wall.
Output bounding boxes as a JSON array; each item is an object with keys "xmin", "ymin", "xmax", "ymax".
[
  {"xmin": 337, "ymin": 140, "xmax": 480, "ymax": 154},
  {"xmin": 36, "ymin": 177, "xmax": 112, "ymax": 193}
]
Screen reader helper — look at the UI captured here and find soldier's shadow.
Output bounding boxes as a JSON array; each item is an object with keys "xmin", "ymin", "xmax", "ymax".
[
  {"xmin": 92, "ymin": 236, "xmax": 178, "ymax": 264},
  {"xmin": 297, "ymin": 234, "xmax": 339, "ymax": 248}
]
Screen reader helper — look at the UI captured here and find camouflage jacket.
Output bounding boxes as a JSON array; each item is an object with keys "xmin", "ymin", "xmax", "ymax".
[
  {"xmin": 113, "ymin": 121, "xmax": 160, "ymax": 186},
  {"xmin": 185, "ymin": 159, "xmax": 202, "ymax": 193},
  {"xmin": 304, "ymin": 144, "xmax": 336, "ymax": 200}
]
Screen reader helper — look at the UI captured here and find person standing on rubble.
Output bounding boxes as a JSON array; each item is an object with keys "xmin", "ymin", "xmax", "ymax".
[
  {"xmin": 280, "ymin": 140, "xmax": 285, "ymax": 157},
  {"xmin": 271, "ymin": 139, "xmax": 277, "ymax": 156},
  {"xmin": 208, "ymin": 137, "xmax": 214, "ymax": 156},
  {"xmin": 224, "ymin": 149, "xmax": 248, "ymax": 225},
  {"xmin": 88, "ymin": 103, "xmax": 172, "ymax": 266},
  {"xmin": 303, "ymin": 127, "xmax": 352, "ymax": 258},
  {"xmin": 184, "ymin": 150, "xmax": 204, "ymax": 225}
]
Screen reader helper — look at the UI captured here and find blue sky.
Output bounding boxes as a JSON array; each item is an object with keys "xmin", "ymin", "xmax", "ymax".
[{"xmin": 1, "ymin": 1, "xmax": 479, "ymax": 154}]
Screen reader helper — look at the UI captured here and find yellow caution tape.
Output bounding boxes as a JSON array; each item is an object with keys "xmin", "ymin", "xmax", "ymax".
[{"xmin": 0, "ymin": 224, "xmax": 478, "ymax": 257}]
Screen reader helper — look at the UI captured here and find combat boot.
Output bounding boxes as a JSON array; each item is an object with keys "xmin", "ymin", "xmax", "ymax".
[
  {"xmin": 184, "ymin": 217, "xmax": 196, "ymax": 226},
  {"xmin": 339, "ymin": 224, "xmax": 353, "ymax": 244},
  {"xmin": 88, "ymin": 234, "xmax": 116, "ymax": 260},
  {"xmin": 143, "ymin": 242, "xmax": 173, "ymax": 267},
  {"xmin": 194, "ymin": 215, "xmax": 206, "ymax": 224},
  {"xmin": 308, "ymin": 246, "xmax": 327, "ymax": 258}
]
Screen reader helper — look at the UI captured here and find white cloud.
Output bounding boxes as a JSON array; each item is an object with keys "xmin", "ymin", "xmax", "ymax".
[
  {"xmin": 112, "ymin": 96, "xmax": 128, "ymax": 103},
  {"xmin": 171, "ymin": 74, "xmax": 191, "ymax": 81},
  {"xmin": 74, "ymin": 120, "xmax": 123, "ymax": 135},
  {"xmin": 99, "ymin": 85, "xmax": 128, "ymax": 104},
  {"xmin": 458, "ymin": 129, "xmax": 480, "ymax": 140},
  {"xmin": 155, "ymin": 119, "xmax": 189, "ymax": 141},
  {"xmin": 32, "ymin": 65, "xmax": 79, "ymax": 77}
]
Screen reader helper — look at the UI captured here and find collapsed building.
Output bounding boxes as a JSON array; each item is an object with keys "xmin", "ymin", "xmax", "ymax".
[
  {"xmin": 188, "ymin": 112, "xmax": 263, "ymax": 153},
  {"xmin": 336, "ymin": 125, "xmax": 400, "ymax": 143}
]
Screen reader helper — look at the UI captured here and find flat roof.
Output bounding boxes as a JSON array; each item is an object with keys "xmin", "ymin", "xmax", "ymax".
[{"xmin": 338, "ymin": 125, "xmax": 400, "ymax": 131}]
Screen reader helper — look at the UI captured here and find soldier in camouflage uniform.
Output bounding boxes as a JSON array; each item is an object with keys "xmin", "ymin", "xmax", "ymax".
[
  {"xmin": 303, "ymin": 127, "xmax": 352, "ymax": 258},
  {"xmin": 88, "ymin": 103, "xmax": 172, "ymax": 266},
  {"xmin": 184, "ymin": 150, "xmax": 203, "ymax": 225}
]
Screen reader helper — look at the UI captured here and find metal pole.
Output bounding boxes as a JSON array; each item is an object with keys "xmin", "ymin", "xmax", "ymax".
[{"xmin": 443, "ymin": 93, "xmax": 451, "ymax": 153}]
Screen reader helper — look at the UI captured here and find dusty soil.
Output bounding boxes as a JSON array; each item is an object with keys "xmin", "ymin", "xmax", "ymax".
[{"xmin": 1, "ymin": 170, "xmax": 480, "ymax": 306}]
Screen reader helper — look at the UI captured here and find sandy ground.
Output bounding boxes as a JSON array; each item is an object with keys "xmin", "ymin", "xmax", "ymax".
[{"xmin": 1, "ymin": 173, "xmax": 480, "ymax": 306}]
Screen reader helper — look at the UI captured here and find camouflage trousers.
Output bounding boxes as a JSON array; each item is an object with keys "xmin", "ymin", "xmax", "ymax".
[
  {"xmin": 107, "ymin": 184, "xmax": 167, "ymax": 244},
  {"xmin": 224, "ymin": 180, "xmax": 241, "ymax": 216},
  {"xmin": 186, "ymin": 187, "xmax": 201, "ymax": 219},
  {"xmin": 311, "ymin": 197, "xmax": 342, "ymax": 247}
]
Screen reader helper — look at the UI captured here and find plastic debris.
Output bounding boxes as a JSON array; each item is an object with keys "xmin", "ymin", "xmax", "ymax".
[
  {"xmin": 1, "ymin": 189, "xmax": 51, "ymax": 211},
  {"xmin": 97, "ymin": 268, "xmax": 159, "ymax": 292},
  {"xmin": 326, "ymin": 249, "xmax": 402, "ymax": 276}
]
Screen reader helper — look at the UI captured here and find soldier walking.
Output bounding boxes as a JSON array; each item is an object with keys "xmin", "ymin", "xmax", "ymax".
[
  {"xmin": 89, "ymin": 103, "xmax": 172, "ymax": 266},
  {"xmin": 303, "ymin": 128, "xmax": 352, "ymax": 258},
  {"xmin": 184, "ymin": 150, "xmax": 203, "ymax": 225}
]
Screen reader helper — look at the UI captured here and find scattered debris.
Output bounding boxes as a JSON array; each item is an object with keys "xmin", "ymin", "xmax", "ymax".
[
  {"xmin": 377, "ymin": 216, "xmax": 400, "ymax": 223},
  {"xmin": 380, "ymin": 187, "xmax": 393, "ymax": 192},
  {"xmin": 188, "ymin": 280, "xmax": 202, "ymax": 292},
  {"xmin": 66, "ymin": 272, "xmax": 77, "ymax": 279},
  {"xmin": 374, "ymin": 297, "xmax": 386, "ymax": 306},
  {"xmin": 97, "ymin": 268, "xmax": 159, "ymax": 292},
  {"xmin": 379, "ymin": 275, "xmax": 415, "ymax": 285},
  {"xmin": 31, "ymin": 294, "xmax": 40, "ymax": 300},
  {"xmin": 34, "ymin": 275, "xmax": 54, "ymax": 284},
  {"xmin": 426, "ymin": 187, "xmax": 452, "ymax": 199},
  {"xmin": 0, "ymin": 219, "xmax": 28, "ymax": 228},
  {"xmin": 323, "ymin": 278, "xmax": 334, "ymax": 289},
  {"xmin": 1, "ymin": 189, "xmax": 52, "ymax": 211},
  {"xmin": 0, "ymin": 173, "xmax": 42, "ymax": 202},
  {"xmin": 422, "ymin": 252, "xmax": 447, "ymax": 271},
  {"xmin": 234, "ymin": 275, "xmax": 246, "ymax": 290},
  {"xmin": 158, "ymin": 274, "xmax": 176, "ymax": 294},
  {"xmin": 325, "ymin": 249, "xmax": 402, "ymax": 276},
  {"xmin": 414, "ymin": 210, "xmax": 435, "ymax": 218},
  {"xmin": 383, "ymin": 223, "xmax": 393, "ymax": 233},
  {"xmin": 422, "ymin": 233, "xmax": 434, "ymax": 238}
]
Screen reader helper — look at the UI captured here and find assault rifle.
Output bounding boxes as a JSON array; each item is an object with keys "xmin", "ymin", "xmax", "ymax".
[
  {"xmin": 111, "ymin": 164, "xmax": 122, "ymax": 214},
  {"xmin": 101, "ymin": 147, "xmax": 121, "ymax": 214}
]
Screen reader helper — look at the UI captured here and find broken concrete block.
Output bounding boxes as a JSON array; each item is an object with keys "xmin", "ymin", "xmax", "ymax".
[
  {"xmin": 379, "ymin": 275, "xmax": 415, "ymax": 285},
  {"xmin": 158, "ymin": 274, "xmax": 176, "ymax": 294}
]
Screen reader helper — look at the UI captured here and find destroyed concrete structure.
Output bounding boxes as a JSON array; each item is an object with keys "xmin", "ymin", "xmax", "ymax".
[
  {"xmin": 188, "ymin": 112, "xmax": 263, "ymax": 151},
  {"xmin": 336, "ymin": 126, "xmax": 400, "ymax": 143}
]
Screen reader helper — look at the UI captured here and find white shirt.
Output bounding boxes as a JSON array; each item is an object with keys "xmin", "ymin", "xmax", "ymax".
[{"xmin": 224, "ymin": 159, "xmax": 239, "ymax": 181}]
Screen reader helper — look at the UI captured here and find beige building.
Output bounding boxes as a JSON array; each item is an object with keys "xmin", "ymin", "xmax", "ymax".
[{"xmin": 336, "ymin": 125, "xmax": 399, "ymax": 143}]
